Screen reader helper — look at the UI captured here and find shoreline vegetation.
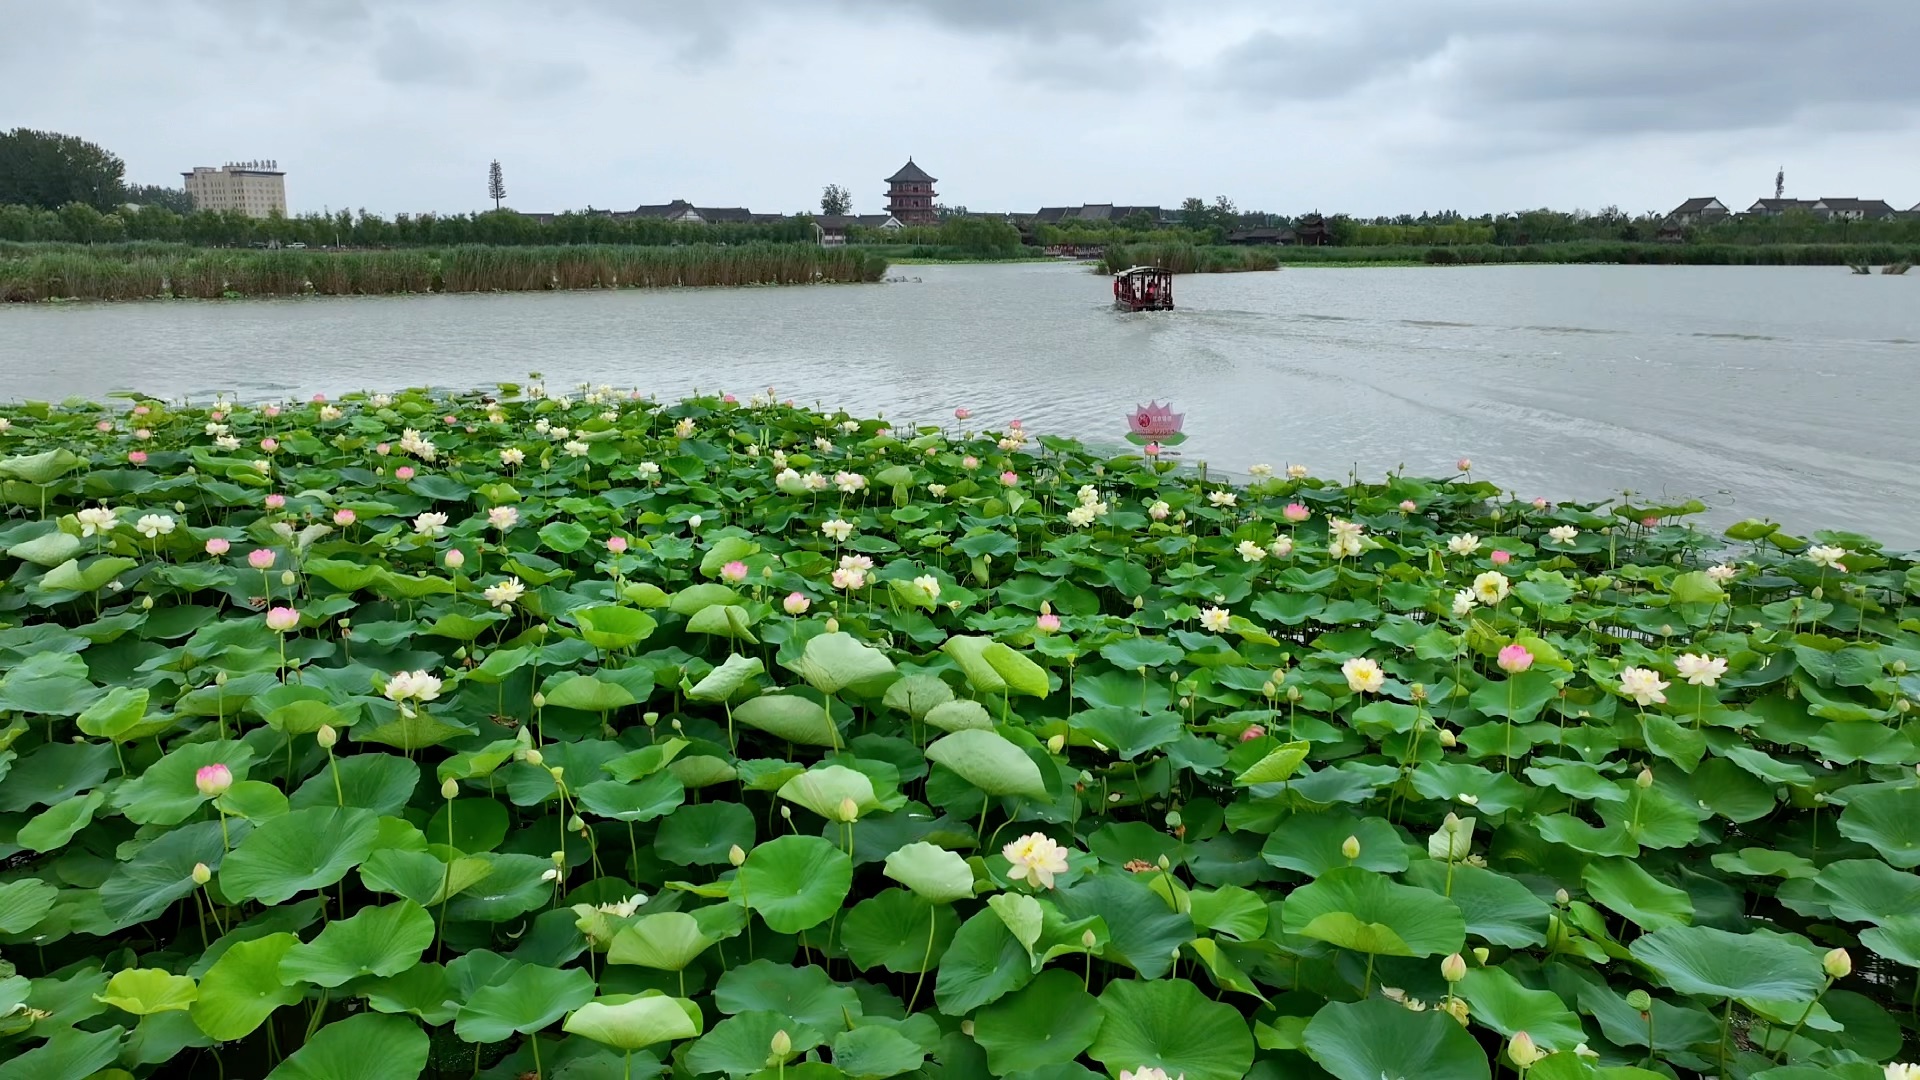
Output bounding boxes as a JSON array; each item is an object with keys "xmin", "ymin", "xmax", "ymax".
[
  {"xmin": 0, "ymin": 243, "xmax": 886, "ymax": 302},
  {"xmin": 0, "ymin": 386, "xmax": 1913, "ymax": 1079}
]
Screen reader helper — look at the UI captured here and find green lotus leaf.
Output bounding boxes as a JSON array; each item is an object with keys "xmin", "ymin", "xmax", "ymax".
[
  {"xmin": 924, "ymin": 729, "xmax": 1048, "ymax": 799},
  {"xmin": 279, "ymin": 901, "xmax": 435, "ymax": 987},
  {"xmin": 1261, "ymin": 814, "xmax": 1409, "ymax": 876},
  {"xmin": 934, "ymin": 908, "xmax": 1036, "ymax": 1015},
  {"xmin": 777, "ymin": 764, "xmax": 881, "ymax": 821},
  {"xmin": 942, "ymin": 636, "xmax": 1049, "ymax": 698},
  {"xmin": 1234, "ymin": 739, "xmax": 1312, "ymax": 785},
  {"xmin": 453, "ymin": 963, "xmax": 597, "ymax": 1043},
  {"xmin": 1582, "ymin": 858, "xmax": 1695, "ymax": 931},
  {"xmin": 738, "ymin": 835, "xmax": 852, "ymax": 934},
  {"xmin": 656, "ymin": 802, "xmax": 756, "ymax": 865},
  {"xmin": 221, "ymin": 806, "xmax": 382, "ymax": 905},
  {"xmin": 1301, "ymin": 997, "xmax": 1490, "ymax": 1080},
  {"xmin": 17, "ymin": 788, "xmax": 109, "ymax": 853},
  {"xmin": 359, "ymin": 849, "xmax": 492, "ymax": 907},
  {"xmin": 6, "ymin": 527, "xmax": 82, "ymax": 567},
  {"xmin": 192, "ymin": 933, "xmax": 303, "ymax": 1041},
  {"xmin": 1628, "ymin": 926, "xmax": 1824, "ymax": 1001},
  {"xmin": 830, "ymin": 1025, "xmax": 926, "ymax": 1079},
  {"xmin": 0, "ymin": 1025, "xmax": 125, "ymax": 1080},
  {"xmin": 75, "ymin": 686, "xmax": 152, "ymax": 741},
  {"xmin": 686, "ymin": 1011, "xmax": 827, "ymax": 1077},
  {"xmin": 541, "ymin": 673, "xmax": 638, "ymax": 712},
  {"xmin": 882, "ymin": 842, "xmax": 975, "ymax": 904},
  {"xmin": 1837, "ymin": 786, "xmax": 1920, "ymax": 868},
  {"xmin": 577, "ymin": 773, "xmax": 686, "ymax": 822},
  {"xmin": 112, "ymin": 740, "xmax": 254, "ymax": 826},
  {"xmin": 688, "ymin": 654, "xmax": 766, "ymax": 702},
  {"xmin": 360, "ymin": 963, "xmax": 458, "ymax": 1026},
  {"xmin": 1087, "ymin": 977, "xmax": 1254, "ymax": 1080},
  {"xmin": 608, "ymin": 912, "xmax": 715, "ymax": 971},
  {"xmin": 712, "ymin": 960, "xmax": 859, "ymax": 1030},
  {"xmin": 41, "ymin": 555, "xmax": 139, "ymax": 593},
  {"xmin": 792, "ymin": 631, "xmax": 897, "ymax": 694},
  {"xmin": 733, "ymin": 693, "xmax": 839, "ymax": 747},
  {"xmin": 264, "ymin": 1012, "xmax": 429, "ymax": 1080},
  {"xmin": 841, "ymin": 889, "xmax": 957, "ymax": 974},
  {"xmin": 971, "ymin": 968, "xmax": 1103, "ymax": 1074},
  {"xmin": 923, "ymin": 699, "xmax": 995, "ymax": 732},
  {"xmin": 687, "ymin": 603, "xmax": 760, "ymax": 642},
  {"xmin": 570, "ymin": 605, "xmax": 658, "ymax": 650},
  {"xmin": 563, "ymin": 992, "xmax": 702, "ymax": 1051},
  {"xmin": 95, "ymin": 968, "xmax": 198, "ymax": 1016},
  {"xmin": 670, "ymin": 583, "xmax": 742, "ymax": 616},
  {"xmin": 881, "ymin": 674, "xmax": 953, "ymax": 719},
  {"xmin": 0, "ymin": 448, "xmax": 84, "ymax": 483},
  {"xmin": 699, "ymin": 535, "xmax": 760, "ymax": 576},
  {"xmin": 1281, "ymin": 867, "xmax": 1465, "ymax": 958},
  {"xmin": 1455, "ymin": 966, "xmax": 1585, "ymax": 1050}
]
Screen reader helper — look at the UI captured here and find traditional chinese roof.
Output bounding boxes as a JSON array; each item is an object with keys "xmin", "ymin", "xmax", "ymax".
[{"xmin": 886, "ymin": 159, "xmax": 937, "ymax": 185}]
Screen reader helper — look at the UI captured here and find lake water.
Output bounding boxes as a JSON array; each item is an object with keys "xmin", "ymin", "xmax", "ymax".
[{"xmin": 3, "ymin": 263, "xmax": 1916, "ymax": 545}]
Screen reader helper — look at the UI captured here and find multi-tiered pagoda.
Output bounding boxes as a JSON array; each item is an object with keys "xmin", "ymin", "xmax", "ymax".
[{"xmin": 884, "ymin": 159, "xmax": 939, "ymax": 226}]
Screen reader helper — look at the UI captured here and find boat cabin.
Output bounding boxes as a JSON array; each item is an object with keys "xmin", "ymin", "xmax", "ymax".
[{"xmin": 1113, "ymin": 266, "xmax": 1173, "ymax": 311}]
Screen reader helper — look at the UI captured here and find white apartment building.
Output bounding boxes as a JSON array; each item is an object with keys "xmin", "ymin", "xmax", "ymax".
[{"xmin": 182, "ymin": 161, "xmax": 287, "ymax": 217}]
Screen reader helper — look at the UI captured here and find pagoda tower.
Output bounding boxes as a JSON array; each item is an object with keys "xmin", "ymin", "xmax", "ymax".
[{"xmin": 884, "ymin": 159, "xmax": 938, "ymax": 225}]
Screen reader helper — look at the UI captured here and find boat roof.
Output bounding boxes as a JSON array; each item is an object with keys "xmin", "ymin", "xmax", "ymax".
[{"xmin": 1114, "ymin": 266, "xmax": 1169, "ymax": 276}]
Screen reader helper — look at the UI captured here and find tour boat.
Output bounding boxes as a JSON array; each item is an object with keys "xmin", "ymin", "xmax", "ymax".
[{"xmin": 1113, "ymin": 266, "xmax": 1173, "ymax": 311}]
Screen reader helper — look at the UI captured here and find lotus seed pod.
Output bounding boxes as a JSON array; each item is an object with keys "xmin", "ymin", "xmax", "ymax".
[
  {"xmin": 1472, "ymin": 947, "xmax": 1491, "ymax": 964},
  {"xmin": 644, "ymin": 712, "xmax": 659, "ymax": 726},
  {"xmin": 1624, "ymin": 989, "xmax": 1652, "ymax": 1012},
  {"xmin": 729, "ymin": 844, "xmax": 747, "ymax": 867},
  {"xmin": 1410, "ymin": 682, "xmax": 1428, "ymax": 702},
  {"xmin": 1508, "ymin": 1031, "xmax": 1542, "ymax": 1068},
  {"xmin": 1441, "ymin": 953, "xmax": 1467, "ymax": 983},
  {"xmin": 548, "ymin": 766, "xmax": 564, "ymax": 781},
  {"xmin": 568, "ymin": 814, "xmax": 586, "ymax": 833},
  {"xmin": 550, "ymin": 850, "xmax": 566, "ymax": 865},
  {"xmin": 1341, "ymin": 835, "xmax": 1361, "ymax": 860},
  {"xmin": 316, "ymin": 724, "xmax": 337, "ymax": 749},
  {"xmin": 1636, "ymin": 767, "xmax": 1654, "ymax": 789},
  {"xmin": 532, "ymin": 692, "xmax": 546, "ymax": 709},
  {"xmin": 770, "ymin": 1030, "xmax": 792, "ymax": 1057},
  {"xmin": 1165, "ymin": 810, "xmax": 1182, "ymax": 829},
  {"xmin": 1824, "ymin": 947, "xmax": 1852, "ymax": 979},
  {"xmin": 441, "ymin": 778, "xmax": 459, "ymax": 799},
  {"xmin": 1046, "ymin": 734, "xmax": 1065, "ymax": 754},
  {"xmin": 191, "ymin": 862, "xmax": 212, "ymax": 885},
  {"xmin": 524, "ymin": 748, "xmax": 544, "ymax": 766}
]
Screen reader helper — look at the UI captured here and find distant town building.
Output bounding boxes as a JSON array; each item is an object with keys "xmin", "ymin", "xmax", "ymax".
[
  {"xmin": 182, "ymin": 161, "xmax": 287, "ymax": 218},
  {"xmin": 885, "ymin": 160, "xmax": 938, "ymax": 226},
  {"xmin": 1664, "ymin": 197, "xmax": 1729, "ymax": 225},
  {"xmin": 1745, "ymin": 198, "xmax": 1819, "ymax": 216},
  {"xmin": 618, "ymin": 200, "xmax": 783, "ymax": 224},
  {"xmin": 1809, "ymin": 197, "xmax": 1898, "ymax": 222},
  {"xmin": 814, "ymin": 214, "xmax": 903, "ymax": 246}
]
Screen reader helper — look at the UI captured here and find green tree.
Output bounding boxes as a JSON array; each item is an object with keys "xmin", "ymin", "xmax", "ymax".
[
  {"xmin": 937, "ymin": 215, "xmax": 1021, "ymax": 256},
  {"xmin": 124, "ymin": 183, "xmax": 194, "ymax": 214},
  {"xmin": 0, "ymin": 129, "xmax": 126, "ymax": 211},
  {"xmin": 820, "ymin": 184, "xmax": 852, "ymax": 215},
  {"xmin": 488, "ymin": 160, "xmax": 506, "ymax": 210}
]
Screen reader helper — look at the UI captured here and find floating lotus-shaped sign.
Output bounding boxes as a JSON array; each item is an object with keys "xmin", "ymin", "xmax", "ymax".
[{"xmin": 1125, "ymin": 402, "xmax": 1186, "ymax": 447}]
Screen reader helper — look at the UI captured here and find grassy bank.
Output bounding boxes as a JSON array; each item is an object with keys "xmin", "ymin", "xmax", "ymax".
[
  {"xmin": 1100, "ymin": 242, "xmax": 1280, "ymax": 273},
  {"xmin": 1270, "ymin": 240, "xmax": 1920, "ymax": 266},
  {"xmin": 0, "ymin": 385, "xmax": 1913, "ymax": 1078},
  {"xmin": 0, "ymin": 242, "xmax": 888, "ymax": 301}
]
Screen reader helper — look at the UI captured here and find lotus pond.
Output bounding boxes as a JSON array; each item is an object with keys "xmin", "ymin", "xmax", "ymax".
[{"xmin": 0, "ymin": 386, "xmax": 1917, "ymax": 1080}]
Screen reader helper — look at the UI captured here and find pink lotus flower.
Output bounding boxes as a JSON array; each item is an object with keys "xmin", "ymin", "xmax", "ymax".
[
  {"xmin": 1641, "ymin": 516, "xmax": 1659, "ymax": 528},
  {"xmin": 607, "ymin": 536, "xmax": 629, "ymax": 554},
  {"xmin": 128, "ymin": 451, "xmax": 148, "ymax": 465},
  {"xmin": 195, "ymin": 763, "xmax": 232, "ymax": 796},
  {"xmin": 1240, "ymin": 724, "xmax": 1266, "ymax": 742},
  {"xmin": 445, "ymin": 548, "xmax": 466, "ymax": 569},
  {"xmin": 1009, "ymin": 418, "xmax": 1023, "ymax": 430},
  {"xmin": 954, "ymin": 407, "xmax": 971, "ymax": 420},
  {"xmin": 1457, "ymin": 458, "xmax": 1472, "ymax": 472},
  {"xmin": 721, "ymin": 560, "xmax": 749, "ymax": 583},
  {"xmin": 312, "ymin": 394, "xmax": 327, "ymax": 403},
  {"xmin": 784, "ymin": 592, "xmax": 810, "ymax": 615},
  {"xmin": 264, "ymin": 493, "xmax": 286, "ymax": 509},
  {"xmin": 1035, "ymin": 612, "xmax": 1061, "ymax": 633},
  {"xmin": 722, "ymin": 394, "xmax": 737, "ymax": 404},
  {"xmin": 1399, "ymin": 500, "xmax": 1417, "ymax": 513},
  {"xmin": 1000, "ymin": 471, "xmax": 1019, "ymax": 487},
  {"xmin": 1144, "ymin": 443, "xmax": 1160, "ymax": 457},
  {"xmin": 133, "ymin": 428, "xmax": 151, "ymax": 440},
  {"xmin": 264, "ymin": 405, "xmax": 281, "ymax": 417},
  {"xmin": 210, "ymin": 411, "xmax": 226, "ymax": 422},
  {"xmin": 205, "ymin": 538, "xmax": 231, "ymax": 556},
  {"xmin": 1127, "ymin": 402, "xmax": 1184, "ymax": 437},
  {"xmin": 260, "ymin": 438, "xmax": 278, "ymax": 453},
  {"xmin": 395, "ymin": 466, "xmax": 416, "ymax": 481},
  {"xmin": 963, "ymin": 456, "xmax": 980, "ymax": 470},
  {"xmin": 375, "ymin": 443, "xmax": 391, "ymax": 455},
  {"xmin": 333, "ymin": 509, "xmax": 356, "ymax": 526},
  {"xmin": 1490, "ymin": 549, "xmax": 1511, "ymax": 565},
  {"xmin": 133, "ymin": 406, "xmax": 150, "ymax": 416},
  {"xmin": 1532, "ymin": 497, "xmax": 1548, "ymax": 509},
  {"xmin": 1283, "ymin": 503, "xmax": 1311, "ymax": 523},
  {"xmin": 265, "ymin": 606, "xmax": 299, "ymax": 632},
  {"xmin": 95, "ymin": 420, "xmax": 113, "ymax": 432},
  {"xmin": 248, "ymin": 548, "xmax": 275, "ymax": 569},
  {"xmin": 1497, "ymin": 643, "xmax": 1533, "ymax": 673}
]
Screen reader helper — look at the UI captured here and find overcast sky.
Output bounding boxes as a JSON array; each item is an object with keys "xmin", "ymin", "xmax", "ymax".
[{"xmin": 10, "ymin": 0, "xmax": 1919, "ymax": 218}]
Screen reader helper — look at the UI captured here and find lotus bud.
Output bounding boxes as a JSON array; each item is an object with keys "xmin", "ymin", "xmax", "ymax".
[
  {"xmin": 445, "ymin": 548, "xmax": 465, "ymax": 569},
  {"xmin": 1555, "ymin": 888, "xmax": 1570, "ymax": 905},
  {"xmin": 1472, "ymin": 947, "xmax": 1490, "ymax": 965},
  {"xmin": 1262, "ymin": 681, "xmax": 1276, "ymax": 696},
  {"xmin": 837, "ymin": 797, "xmax": 860, "ymax": 823},
  {"xmin": 780, "ymin": 806, "xmax": 792, "ymax": 820},
  {"xmin": 532, "ymin": 692, "xmax": 546, "ymax": 709},
  {"xmin": 826, "ymin": 617, "xmax": 840, "ymax": 633},
  {"xmin": 441, "ymin": 777, "xmax": 459, "ymax": 799},
  {"xmin": 215, "ymin": 671, "xmax": 228, "ymax": 686},
  {"xmin": 1812, "ymin": 585, "xmax": 1823, "ymax": 600},
  {"xmin": 729, "ymin": 844, "xmax": 747, "ymax": 867},
  {"xmin": 1132, "ymin": 595, "xmax": 1145, "ymax": 610},
  {"xmin": 279, "ymin": 569, "xmax": 296, "ymax": 586},
  {"xmin": 960, "ymin": 1020, "xmax": 975, "ymax": 1037},
  {"xmin": 141, "ymin": 595, "xmax": 153, "ymax": 610},
  {"xmin": 1438, "ymin": 728, "xmax": 1457, "ymax": 747},
  {"xmin": 1824, "ymin": 947, "xmax": 1852, "ymax": 979},
  {"xmin": 1625, "ymin": 989, "xmax": 1652, "ymax": 1012},
  {"xmin": 1287, "ymin": 686, "xmax": 1302, "ymax": 703},
  {"xmin": 1901, "ymin": 699, "xmax": 1914, "ymax": 714},
  {"xmin": 524, "ymin": 748, "xmax": 544, "ymax": 766},
  {"xmin": 770, "ymin": 1030, "xmax": 791, "ymax": 1058},
  {"xmin": 1082, "ymin": 929, "xmax": 1098, "ymax": 948},
  {"xmin": 1508, "ymin": 1031, "xmax": 1542, "ymax": 1068},
  {"xmin": 194, "ymin": 763, "xmax": 233, "ymax": 797},
  {"xmin": 316, "ymin": 724, "xmax": 337, "ymax": 749},
  {"xmin": 1156, "ymin": 854, "xmax": 1171, "ymax": 871},
  {"xmin": 1441, "ymin": 953, "xmax": 1467, "ymax": 983},
  {"xmin": 192, "ymin": 862, "xmax": 212, "ymax": 885},
  {"xmin": 1046, "ymin": 734, "xmax": 1065, "ymax": 754},
  {"xmin": 1341, "ymin": 835, "xmax": 1361, "ymax": 861},
  {"xmin": 1636, "ymin": 767, "xmax": 1654, "ymax": 789}
]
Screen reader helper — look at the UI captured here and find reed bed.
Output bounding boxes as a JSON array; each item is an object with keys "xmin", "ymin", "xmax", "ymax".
[
  {"xmin": 1099, "ymin": 242, "xmax": 1281, "ymax": 274},
  {"xmin": 0, "ymin": 243, "xmax": 885, "ymax": 301}
]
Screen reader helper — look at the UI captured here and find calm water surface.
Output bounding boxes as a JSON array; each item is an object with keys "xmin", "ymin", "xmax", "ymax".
[{"xmin": 3, "ymin": 264, "xmax": 1916, "ymax": 544}]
